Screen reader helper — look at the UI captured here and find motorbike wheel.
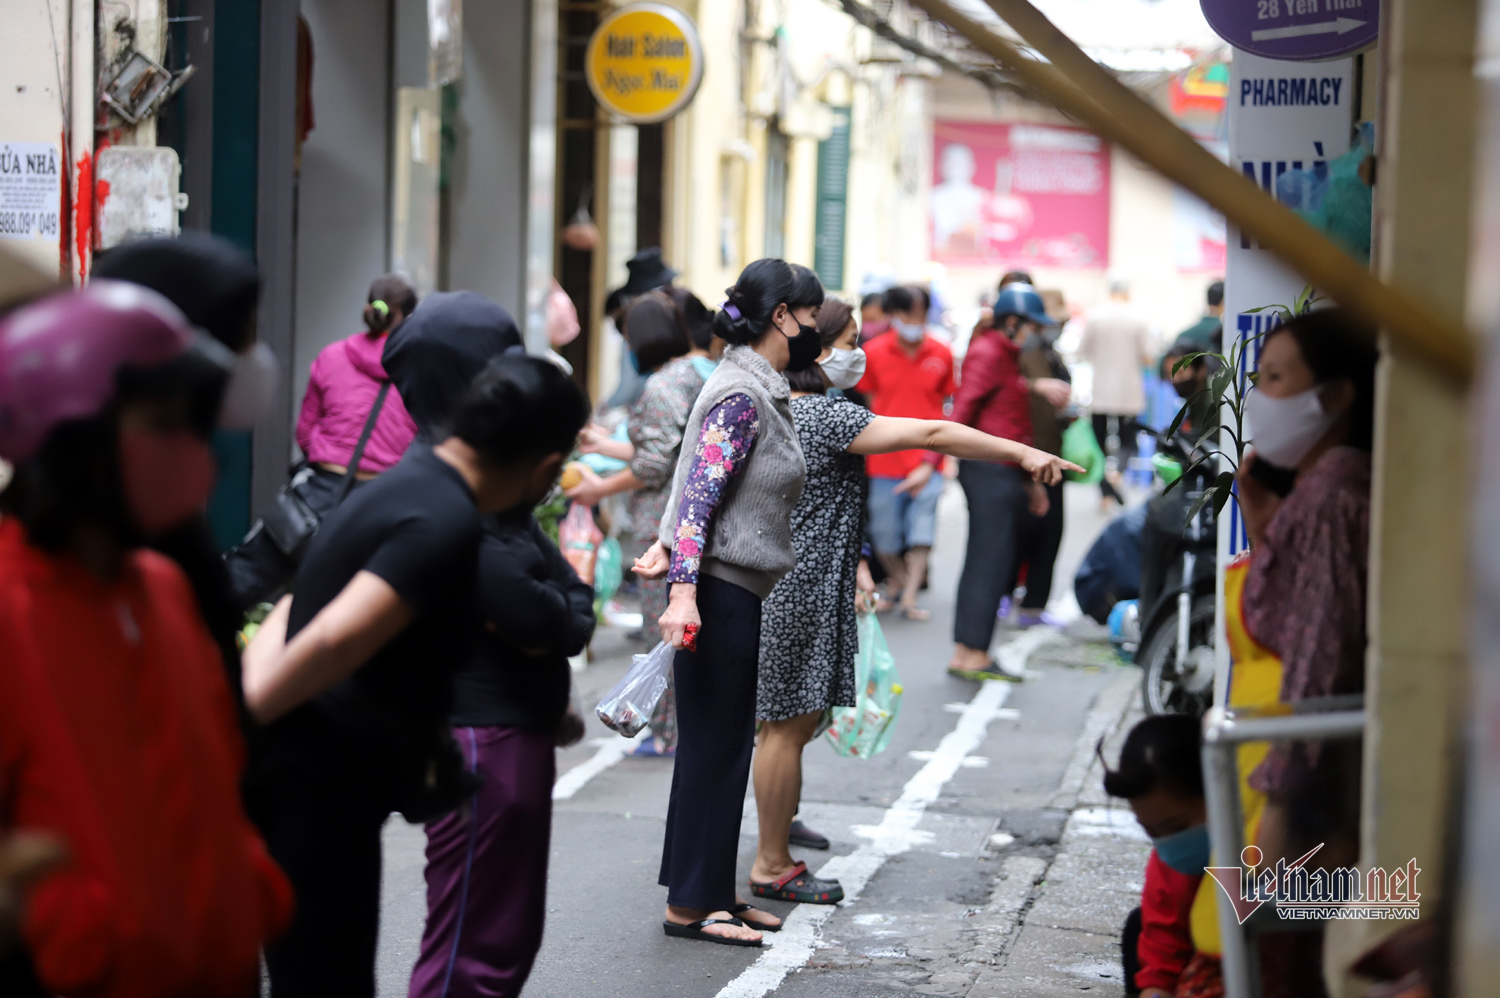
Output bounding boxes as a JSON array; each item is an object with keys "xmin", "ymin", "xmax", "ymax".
[{"xmin": 1140, "ymin": 595, "xmax": 1217, "ymax": 717}]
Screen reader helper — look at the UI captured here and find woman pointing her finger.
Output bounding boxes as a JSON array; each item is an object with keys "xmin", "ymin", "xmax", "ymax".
[{"xmin": 633, "ymin": 258, "xmax": 823, "ymax": 948}]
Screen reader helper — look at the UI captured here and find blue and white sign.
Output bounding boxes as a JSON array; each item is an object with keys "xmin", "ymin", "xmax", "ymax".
[
  {"xmin": 1201, "ymin": 0, "xmax": 1377, "ymax": 62},
  {"xmin": 1213, "ymin": 51, "xmax": 1356, "ymax": 703}
]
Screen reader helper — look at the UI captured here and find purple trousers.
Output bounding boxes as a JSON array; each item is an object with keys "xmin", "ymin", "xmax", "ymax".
[{"xmin": 408, "ymin": 726, "xmax": 556, "ymax": 998}]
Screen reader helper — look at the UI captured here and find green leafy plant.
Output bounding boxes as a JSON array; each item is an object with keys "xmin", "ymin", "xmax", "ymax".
[{"xmin": 1161, "ymin": 284, "xmax": 1323, "ymax": 524}]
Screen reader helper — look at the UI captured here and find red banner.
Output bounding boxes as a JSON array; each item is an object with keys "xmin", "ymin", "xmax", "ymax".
[{"xmin": 930, "ymin": 120, "xmax": 1111, "ymax": 269}]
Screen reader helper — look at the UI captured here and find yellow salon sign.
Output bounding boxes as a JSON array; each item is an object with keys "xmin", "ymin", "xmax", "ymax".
[{"xmin": 586, "ymin": 4, "xmax": 704, "ymax": 123}]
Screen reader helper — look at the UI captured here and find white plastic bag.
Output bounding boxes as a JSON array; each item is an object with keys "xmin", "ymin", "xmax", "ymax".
[{"xmin": 595, "ymin": 641, "xmax": 674, "ymax": 737}]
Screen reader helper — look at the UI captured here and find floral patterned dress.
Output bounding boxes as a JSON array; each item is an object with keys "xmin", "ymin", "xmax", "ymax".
[{"xmin": 757, "ymin": 394, "xmax": 875, "ymax": 721}]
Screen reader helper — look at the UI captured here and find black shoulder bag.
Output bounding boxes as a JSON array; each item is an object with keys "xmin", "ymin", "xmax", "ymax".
[{"xmin": 259, "ymin": 381, "xmax": 392, "ymax": 560}]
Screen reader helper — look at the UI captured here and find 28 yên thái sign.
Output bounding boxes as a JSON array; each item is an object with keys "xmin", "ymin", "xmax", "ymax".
[
  {"xmin": 1201, "ymin": 0, "xmax": 1377, "ymax": 62},
  {"xmin": 585, "ymin": 3, "xmax": 703, "ymax": 124}
]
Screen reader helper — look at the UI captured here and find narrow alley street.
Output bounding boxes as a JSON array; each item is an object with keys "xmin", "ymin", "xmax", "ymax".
[{"xmin": 374, "ymin": 483, "xmax": 1150, "ymax": 997}]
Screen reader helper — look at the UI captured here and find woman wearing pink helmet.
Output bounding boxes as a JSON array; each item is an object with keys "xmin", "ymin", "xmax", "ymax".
[{"xmin": 0, "ymin": 283, "xmax": 292, "ymax": 997}]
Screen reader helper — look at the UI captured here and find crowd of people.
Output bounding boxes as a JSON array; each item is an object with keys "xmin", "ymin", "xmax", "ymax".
[
  {"xmin": 0, "ymin": 227, "xmax": 1377, "ymax": 998},
  {"xmin": 0, "ymin": 238, "xmax": 1074, "ymax": 991}
]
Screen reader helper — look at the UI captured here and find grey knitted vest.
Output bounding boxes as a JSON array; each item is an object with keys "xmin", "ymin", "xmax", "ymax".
[{"xmin": 657, "ymin": 345, "xmax": 807, "ymax": 599}]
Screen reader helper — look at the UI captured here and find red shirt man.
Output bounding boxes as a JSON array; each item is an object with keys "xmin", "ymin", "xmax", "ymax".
[
  {"xmin": 858, "ymin": 330, "xmax": 956, "ymax": 480},
  {"xmin": 856, "ymin": 285, "xmax": 956, "ymax": 618}
]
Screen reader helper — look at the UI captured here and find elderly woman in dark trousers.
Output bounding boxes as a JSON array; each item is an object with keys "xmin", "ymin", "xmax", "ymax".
[{"xmin": 634, "ymin": 258, "xmax": 825, "ymax": 948}]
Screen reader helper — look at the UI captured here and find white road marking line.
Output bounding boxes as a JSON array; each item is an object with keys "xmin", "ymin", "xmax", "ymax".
[
  {"xmin": 908, "ymin": 750, "xmax": 989, "ymax": 767},
  {"xmin": 551, "ymin": 732, "xmax": 646, "ymax": 801},
  {"xmin": 992, "ymin": 627, "xmax": 1063, "ymax": 676},
  {"xmin": 714, "ymin": 678, "xmax": 1016, "ymax": 998}
]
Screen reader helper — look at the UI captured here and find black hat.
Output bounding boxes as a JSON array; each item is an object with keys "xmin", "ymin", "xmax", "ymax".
[
  {"xmin": 609, "ymin": 247, "xmax": 678, "ymax": 308},
  {"xmin": 383, "ymin": 290, "xmax": 524, "ymax": 438}
]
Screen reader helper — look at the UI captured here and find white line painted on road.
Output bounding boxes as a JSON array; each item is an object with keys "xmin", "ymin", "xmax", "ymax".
[
  {"xmin": 714, "ymin": 678, "xmax": 1016, "ymax": 998},
  {"xmin": 992, "ymin": 627, "xmax": 1063, "ymax": 677},
  {"xmin": 551, "ymin": 732, "xmax": 646, "ymax": 801}
]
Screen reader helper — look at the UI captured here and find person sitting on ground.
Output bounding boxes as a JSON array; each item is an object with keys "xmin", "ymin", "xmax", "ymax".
[{"xmin": 1103, "ymin": 715, "xmax": 1210, "ymax": 998}]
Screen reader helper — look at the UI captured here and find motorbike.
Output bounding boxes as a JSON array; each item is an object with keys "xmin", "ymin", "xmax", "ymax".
[{"xmin": 1125, "ymin": 431, "xmax": 1219, "ymax": 717}]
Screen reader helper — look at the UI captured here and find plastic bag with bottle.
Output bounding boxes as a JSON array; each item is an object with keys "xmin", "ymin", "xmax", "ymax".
[
  {"xmin": 595, "ymin": 640, "xmax": 674, "ymax": 737},
  {"xmin": 825, "ymin": 613, "xmax": 904, "ymax": 758}
]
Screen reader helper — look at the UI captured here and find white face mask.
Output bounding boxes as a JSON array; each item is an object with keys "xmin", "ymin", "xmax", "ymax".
[
  {"xmin": 894, "ymin": 320, "xmax": 925, "ymax": 343},
  {"xmin": 819, "ymin": 347, "xmax": 867, "ymax": 390},
  {"xmin": 219, "ymin": 341, "xmax": 279, "ymax": 430},
  {"xmin": 1243, "ymin": 385, "xmax": 1342, "ymax": 469}
]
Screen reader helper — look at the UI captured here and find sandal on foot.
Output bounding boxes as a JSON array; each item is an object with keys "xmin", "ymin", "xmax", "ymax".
[
  {"xmin": 731, "ymin": 903, "xmax": 783, "ymax": 932},
  {"xmin": 750, "ymin": 861, "xmax": 845, "ymax": 904},
  {"xmin": 898, "ymin": 604, "xmax": 931, "ymax": 621},
  {"xmin": 788, "ymin": 818, "xmax": 830, "ymax": 850},
  {"xmin": 947, "ymin": 659, "xmax": 1024, "ymax": 683},
  {"xmin": 662, "ymin": 917, "xmax": 763, "ymax": 948}
]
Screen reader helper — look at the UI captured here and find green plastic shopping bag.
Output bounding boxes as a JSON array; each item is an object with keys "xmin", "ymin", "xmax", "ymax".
[
  {"xmin": 1061, "ymin": 417, "xmax": 1105, "ymax": 484},
  {"xmin": 825, "ymin": 613, "xmax": 904, "ymax": 758}
]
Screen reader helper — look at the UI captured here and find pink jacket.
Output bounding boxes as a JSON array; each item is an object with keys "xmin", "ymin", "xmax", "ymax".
[{"xmin": 296, "ymin": 331, "xmax": 418, "ymax": 474}]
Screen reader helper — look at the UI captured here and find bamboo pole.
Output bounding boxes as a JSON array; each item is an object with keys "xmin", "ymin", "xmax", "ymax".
[{"xmin": 909, "ymin": 0, "xmax": 1475, "ymax": 386}]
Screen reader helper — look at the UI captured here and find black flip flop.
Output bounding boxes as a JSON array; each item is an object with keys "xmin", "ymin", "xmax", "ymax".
[
  {"xmin": 749, "ymin": 861, "xmax": 845, "ymax": 904},
  {"xmin": 731, "ymin": 903, "xmax": 783, "ymax": 932},
  {"xmin": 662, "ymin": 917, "xmax": 764, "ymax": 948}
]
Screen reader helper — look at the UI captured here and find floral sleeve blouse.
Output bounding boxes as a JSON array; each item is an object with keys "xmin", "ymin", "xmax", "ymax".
[{"xmin": 666, "ymin": 393, "xmax": 759, "ymax": 584}]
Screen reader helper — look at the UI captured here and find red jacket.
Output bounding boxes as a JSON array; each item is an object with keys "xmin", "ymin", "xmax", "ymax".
[
  {"xmin": 0, "ymin": 519, "xmax": 292, "ymax": 997},
  {"xmin": 1136, "ymin": 849, "xmax": 1202, "ymax": 993},
  {"xmin": 950, "ymin": 330, "xmax": 1033, "ymax": 455}
]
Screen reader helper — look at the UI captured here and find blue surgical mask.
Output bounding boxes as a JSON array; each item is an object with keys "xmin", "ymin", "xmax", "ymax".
[
  {"xmin": 1152, "ymin": 823, "xmax": 1210, "ymax": 875},
  {"xmin": 689, "ymin": 355, "xmax": 719, "ymax": 382},
  {"xmin": 628, "ymin": 351, "xmax": 642, "ymax": 374}
]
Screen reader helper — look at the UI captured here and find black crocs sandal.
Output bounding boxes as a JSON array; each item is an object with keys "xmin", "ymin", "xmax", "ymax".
[
  {"xmin": 662, "ymin": 917, "xmax": 764, "ymax": 948},
  {"xmin": 730, "ymin": 903, "xmax": 783, "ymax": 932},
  {"xmin": 749, "ymin": 861, "xmax": 845, "ymax": 904}
]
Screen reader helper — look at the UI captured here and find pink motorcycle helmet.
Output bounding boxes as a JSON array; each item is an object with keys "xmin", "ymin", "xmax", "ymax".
[{"xmin": 0, "ymin": 280, "xmax": 233, "ymax": 464}]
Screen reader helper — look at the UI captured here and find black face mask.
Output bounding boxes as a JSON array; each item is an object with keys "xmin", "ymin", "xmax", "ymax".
[
  {"xmin": 1172, "ymin": 377, "xmax": 1203, "ymax": 400},
  {"xmin": 782, "ymin": 319, "xmax": 823, "ymax": 372}
]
